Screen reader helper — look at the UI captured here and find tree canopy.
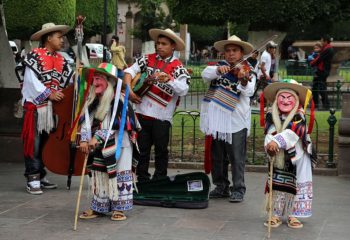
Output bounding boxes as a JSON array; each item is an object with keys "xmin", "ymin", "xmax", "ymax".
[
  {"xmin": 76, "ymin": 0, "xmax": 116, "ymax": 39},
  {"xmin": 131, "ymin": 0, "xmax": 172, "ymax": 41},
  {"xmin": 171, "ymin": 0, "xmax": 350, "ymax": 33},
  {"xmin": 4, "ymin": 0, "xmax": 75, "ymax": 40},
  {"xmin": 4, "ymin": 0, "xmax": 116, "ymax": 40}
]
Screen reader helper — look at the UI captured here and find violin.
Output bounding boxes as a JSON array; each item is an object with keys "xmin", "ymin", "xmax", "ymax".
[
  {"xmin": 230, "ymin": 60, "xmax": 252, "ymax": 79},
  {"xmin": 218, "ymin": 60, "xmax": 252, "ymax": 84},
  {"xmin": 220, "ymin": 34, "xmax": 279, "ymax": 78}
]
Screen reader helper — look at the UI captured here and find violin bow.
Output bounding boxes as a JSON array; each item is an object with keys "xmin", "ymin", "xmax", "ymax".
[{"xmin": 228, "ymin": 34, "xmax": 278, "ymax": 72}]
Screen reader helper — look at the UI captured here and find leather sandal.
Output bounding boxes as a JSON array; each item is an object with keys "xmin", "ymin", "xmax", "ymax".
[
  {"xmin": 111, "ymin": 211, "xmax": 127, "ymax": 221},
  {"xmin": 79, "ymin": 209, "xmax": 103, "ymax": 219},
  {"xmin": 288, "ymin": 217, "xmax": 303, "ymax": 229},
  {"xmin": 264, "ymin": 216, "xmax": 282, "ymax": 228}
]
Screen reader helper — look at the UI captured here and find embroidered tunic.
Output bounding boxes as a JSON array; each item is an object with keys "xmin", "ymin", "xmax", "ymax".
[
  {"xmin": 200, "ymin": 61, "xmax": 256, "ymax": 143},
  {"xmin": 21, "ymin": 48, "xmax": 73, "ymax": 133},
  {"xmin": 124, "ymin": 53, "xmax": 190, "ymax": 122},
  {"xmin": 21, "ymin": 48, "xmax": 73, "ymax": 106}
]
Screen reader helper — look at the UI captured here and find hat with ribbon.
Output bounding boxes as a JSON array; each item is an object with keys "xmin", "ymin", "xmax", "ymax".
[
  {"xmin": 31, "ymin": 23, "xmax": 71, "ymax": 41},
  {"xmin": 149, "ymin": 28, "xmax": 185, "ymax": 51},
  {"xmin": 214, "ymin": 35, "xmax": 254, "ymax": 55},
  {"xmin": 82, "ymin": 62, "xmax": 118, "ymax": 85}
]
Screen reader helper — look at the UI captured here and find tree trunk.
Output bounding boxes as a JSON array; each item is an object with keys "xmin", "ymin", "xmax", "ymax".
[{"xmin": 0, "ymin": 3, "xmax": 18, "ymax": 88}]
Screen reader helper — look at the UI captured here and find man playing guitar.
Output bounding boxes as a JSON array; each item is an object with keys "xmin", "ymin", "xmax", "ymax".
[{"xmin": 123, "ymin": 28, "xmax": 190, "ymax": 182}]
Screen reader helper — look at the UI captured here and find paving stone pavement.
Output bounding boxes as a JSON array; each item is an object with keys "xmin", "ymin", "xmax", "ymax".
[{"xmin": 0, "ymin": 162, "xmax": 349, "ymax": 240}]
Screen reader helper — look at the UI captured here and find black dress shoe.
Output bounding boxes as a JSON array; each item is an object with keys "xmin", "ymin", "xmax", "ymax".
[{"xmin": 209, "ymin": 188, "xmax": 230, "ymax": 198}]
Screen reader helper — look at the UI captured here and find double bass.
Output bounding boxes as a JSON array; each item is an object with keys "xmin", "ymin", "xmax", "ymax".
[{"xmin": 42, "ymin": 16, "xmax": 87, "ymax": 189}]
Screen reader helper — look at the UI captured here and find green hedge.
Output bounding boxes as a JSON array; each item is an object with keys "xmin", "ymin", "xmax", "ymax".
[{"xmin": 4, "ymin": 0, "xmax": 75, "ymax": 40}]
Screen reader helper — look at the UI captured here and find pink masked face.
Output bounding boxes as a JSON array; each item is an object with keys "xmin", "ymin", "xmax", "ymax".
[
  {"xmin": 277, "ymin": 92, "xmax": 296, "ymax": 113},
  {"xmin": 93, "ymin": 73, "xmax": 108, "ymax": 95}
]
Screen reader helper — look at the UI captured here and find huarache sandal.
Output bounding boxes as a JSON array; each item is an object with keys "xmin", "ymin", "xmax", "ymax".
[
  {"xmin": 288, "ymin": 217, "xmax": 303, "ymax": 229},
  {"xmin": 264, "ymin": 216, "xmax": 282, "ymax": 228},
  {"xmin": 111, "ymin": 211, "xmax": 127, "ymax": 221},
  {"xmin": 79, "ymin": 209, "xmax": 103, "ymax": 219}
]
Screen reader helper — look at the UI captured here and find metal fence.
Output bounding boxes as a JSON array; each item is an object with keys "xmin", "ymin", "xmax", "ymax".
[
  {"xmin": 169, "ymin": 63, "xmax": 343, "ymax": 167},
  {"xmin": 180, "ymin": 63, "xmax": 350, "ymax": 111},
  {"xmin": 169, "ymin": 109, "xmax": 338, "ymax": 168}
]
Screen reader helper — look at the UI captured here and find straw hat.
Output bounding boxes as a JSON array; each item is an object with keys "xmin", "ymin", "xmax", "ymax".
[
  {"xmin": 149, "ymin": 28, "xmax": 185, "ymax": 51},
  {"xmin": 263, "ymin": 79, "xmax": 311, "ymax": 106},
  {"xmin": 82, "ymin": 63, "xmax": 118, "ymax": 85},
  {"xmin": 31, "ymin": 23, "xmax": 71, "ymax": 41},
  {"xmin": 214, "ymin": 35, "xmax": 254, "ymax": 54}
]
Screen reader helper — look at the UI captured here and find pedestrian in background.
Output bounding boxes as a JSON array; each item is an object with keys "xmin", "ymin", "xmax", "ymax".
[{"xmin": 110, "ymin": 35, "xmax": 127, "ymax": 79}]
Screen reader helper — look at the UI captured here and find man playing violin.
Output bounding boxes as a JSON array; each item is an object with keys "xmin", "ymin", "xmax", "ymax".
[
  {"xmin": 123, "ymin": 28, "xmax": 190, "ymax": 182},
  {"xmin": 200, "ymin": 35, "xmax": 256, "ymax": 202}
]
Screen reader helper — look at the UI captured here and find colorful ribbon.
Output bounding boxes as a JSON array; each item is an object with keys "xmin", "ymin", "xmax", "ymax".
[{"xmin": 115, "ymin": 85, "xmax": 129, "ymax": 161}]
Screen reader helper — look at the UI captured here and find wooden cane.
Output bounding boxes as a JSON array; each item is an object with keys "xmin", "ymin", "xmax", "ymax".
[
  {"xmin": 73, "ymin": 154, "xmax": 89, "ymax": 231},
  {"xmin": 268, "ymin": 156, "xmax": 275, "ymax": 238}
]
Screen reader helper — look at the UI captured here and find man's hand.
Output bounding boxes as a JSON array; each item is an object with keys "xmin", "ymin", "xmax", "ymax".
[
  {"xmin": 266, "ymin": 141, "xmax": 279, "ymax": 156},
  {"xmin": 217, "ymin": 65, "xmax": 231, "ymax": 74},
  {"xmin": 129, "ymin": 90, "xmax": 142, "ymax": 104},
  {"xmin": 154, "ymin": 72, "xmax": 170, "ymax": 83},
  {"xmin": 48, "ymin": 91, "xmax": 64, "ymax": 101},
  {"xmin": 79, "ymin": 142, "xmax": 89, "ymax": 154},
  {"xmin": 88, "ymin": 137, "xmax": 99, "ymax": 152}
]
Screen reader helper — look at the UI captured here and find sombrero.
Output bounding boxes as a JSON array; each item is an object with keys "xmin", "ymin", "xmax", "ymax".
[
  {"xmin": 214, "ymin": 35, "xmax": 254, "ymax": 55},
  {"xmin": 31, "ymin": 23, "xmax": 71, "ymax": 41},
  {"xmin": 149, "ymin": 28, "xmax": 185, "ymax": 51},
  {"xmin": 263, "ymin": 79, "xmax": 311, "ymax": 107}
]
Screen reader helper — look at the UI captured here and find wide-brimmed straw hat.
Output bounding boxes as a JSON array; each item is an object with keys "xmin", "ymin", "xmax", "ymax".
[
  {"xmin": 82, "ymin": 63, "xmax": 118, "ymax": 85},
  {"xmin": 149, "ymin": 28, "xmax": 185, "ymax": 51},
  {"xmin": 31, "ymin": 23, "xmax": 71, "ymax": 41},
  {"xmin": 214, "ymin": 35, "xmax": 254, "ymax": 55},
  {"xmin": 263, "ymin": 79, "xmax": 311, "ymax": 107}
]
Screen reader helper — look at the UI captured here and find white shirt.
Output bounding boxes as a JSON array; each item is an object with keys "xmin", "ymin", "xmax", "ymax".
[
  {"xmin": 124, "ymin": 55, "xmax": 189, "ymax": 123},
  {"xmin": 22, "ymin": 67, "xmax": 51, "ymax": 105},
  {"xmin": 200, "ymin": 65, "xmax": 256, "ymax": 142},
  {"xmin": 258, "ymin": 50, "xmax": 271, "ymax": 78}
]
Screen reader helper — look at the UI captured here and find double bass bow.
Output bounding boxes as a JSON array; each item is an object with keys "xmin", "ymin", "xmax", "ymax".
[{"xmin": 42, "ymin": 16, "xmax": 88, "ymax": 189}]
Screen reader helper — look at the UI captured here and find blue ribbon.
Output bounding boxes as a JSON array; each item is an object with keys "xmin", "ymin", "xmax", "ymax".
[{"xmin": 115, "ymin": 85, "xmax": 129, "ymax": 161}]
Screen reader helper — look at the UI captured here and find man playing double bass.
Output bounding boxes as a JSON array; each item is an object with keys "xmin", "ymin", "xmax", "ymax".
[
  {"xmin": 20, "ymin": 23, "xmax": 74, "ymax": 194},
  {"xmin": 123, "ymin": 28, "xmax": 190, "ymax": 182}
]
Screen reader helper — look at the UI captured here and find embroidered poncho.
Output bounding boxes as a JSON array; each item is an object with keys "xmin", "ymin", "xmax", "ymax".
[{"xmin": 200, "ymin": 61, "xmax": 256, "ymax": 143}]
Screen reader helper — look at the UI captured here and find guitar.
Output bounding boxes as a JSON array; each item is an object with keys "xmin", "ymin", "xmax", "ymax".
[
  {"xmin": 130, "ymin": 72, "xmax": 169, "ymax": 97},
  {"xmin": 130, "ymin": 68, "xmax": 193, "ymax": 97}
]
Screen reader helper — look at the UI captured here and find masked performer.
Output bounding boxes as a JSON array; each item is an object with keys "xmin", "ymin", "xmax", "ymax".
[
  {"xmin": 261, "ymin": 79, "xmax": 316, "ymax": 228},
  {"xmin": 78, "ymin": 63, "xmax": 140, "ymax": 221}
]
